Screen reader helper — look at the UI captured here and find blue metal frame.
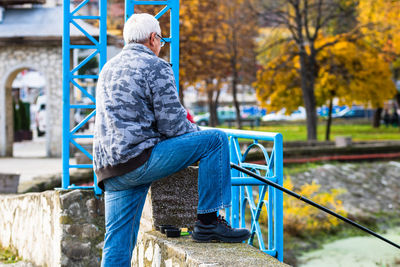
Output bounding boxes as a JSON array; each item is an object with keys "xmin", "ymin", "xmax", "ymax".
[
  {"xmin": 62, "ymin": 0, "xmax": 284, "ymax": 261},
  {"xmin": 220, "ymin": 128, "xmax": 284, "ymax": 261},
  {"xmin": 62, "ymin": 0, "xmax": 107, "ymax": 194},
  {"xmin": 125, "ymin": 0, "xmax": 180, "ymax": 90}
]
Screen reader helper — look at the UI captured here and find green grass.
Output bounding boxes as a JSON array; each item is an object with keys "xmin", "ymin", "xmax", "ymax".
[
  {"xmin": 241, "ymin": 123, "xmax": 400, "ymax": 142},
  {"xmin": 0, "ymin": 247, "xmax": 20, "ymax": 264}
]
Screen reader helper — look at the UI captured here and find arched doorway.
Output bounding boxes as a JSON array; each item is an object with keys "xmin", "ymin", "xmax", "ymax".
[{"xmin": 1, "ymin": 66, "xmax": 48, "ymax": 157}]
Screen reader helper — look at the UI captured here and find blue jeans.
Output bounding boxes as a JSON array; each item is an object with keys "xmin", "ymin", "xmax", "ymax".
[{"xmin": 101, "ymin": 129, "xmax": 232, "ymax": 267}]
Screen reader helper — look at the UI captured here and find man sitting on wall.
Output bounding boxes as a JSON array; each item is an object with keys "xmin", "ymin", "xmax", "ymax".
[{"xmin": 93, "ymin": 13, "xmax": 250, "ymax": 266}]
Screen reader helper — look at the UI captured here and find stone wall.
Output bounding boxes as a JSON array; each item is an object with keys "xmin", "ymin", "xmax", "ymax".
[
  {"xmin": 0, "ymin": 45, "xmax": 63, "ymax": 157},
  {"xmin": 0, "ymin": 191, "xmax": 63, "ymax": 266},
  {"xmin": 0, "ymin": 190, "xmax": 104, "ymax": 267},
  {"xmin": 59, "ymin": 190, "xmax": 105, "ymax": 266}
]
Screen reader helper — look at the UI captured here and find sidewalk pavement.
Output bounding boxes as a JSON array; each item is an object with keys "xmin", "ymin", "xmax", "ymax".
[
  {"xmin": 0, "ymin": 138, "xmax": 77, "ymax": 186},
  {"xmin": 0, "ymin": 157, "xmax": 63, "ymax": 183}
]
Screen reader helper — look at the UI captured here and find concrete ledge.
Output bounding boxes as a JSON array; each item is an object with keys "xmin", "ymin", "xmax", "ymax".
[{"xmin": 133, "ymin": 231, "xmax": 289, "ymax": 267}]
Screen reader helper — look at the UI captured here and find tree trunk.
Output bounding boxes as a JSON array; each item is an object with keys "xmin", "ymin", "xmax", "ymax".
[
  {"xmin": 232, "ymin": 72, "xmax": 242, "ymax": 129},
  {"xmin": 325, "ymin": 96, "xmax": 334, "ymax": 141},
  {"xmin": 206, "ymin": 80, "xmax": 220, "ymax": 127},
  {"xmin": 299, "ymin": 52, "xmax": 318, "ymax": 140},
  {"xmin": 394, "ymin": 68, "xmax": 400, "ymax": 107},
  {"xmin": 179, "ymin": 83, "xmax": 185, "ymax": 107},
  {"xmin": 372, "ymin": 107, "xmax": 383, "ymax": 128},
  {"xmin": 396, "ymin": 93, "xmax": 400, "ymax": 108},
  {"xmin": 230, "ymin": 50, "xmax": 242, "ymax": 129},
  {"xmin": 207, "ymin": 91, "xmax": 218, "ymax": 127},
  {"xmin": 214, "ymin": 89, "xmax": 221, "ymax": 125},
  {"xmin": 229, "ymin": 26, "xmax": 242, "ymax": 129},
  {"xmin": 303, "ymin": 91, "xmax": 318, "ymax": 140}
]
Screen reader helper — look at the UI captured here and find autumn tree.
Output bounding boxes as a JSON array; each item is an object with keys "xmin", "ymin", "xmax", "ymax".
[
  {"xmin": 180, "ymin": 0, "xmax": 229, "ymax": 126},
  {"xmin": 358, "ymin": 0, "xmax": 400, "ymax": 126},
  {"xmin": 255, "ymin": 37, "xmax": 396, "ymax": 140},
  {"xmin": 179, "ymin": 0, "xmax": 258, "ymax": 128},
  {"xmin": 317, "ymin": 39, "xmax": 396, "ymax": 139},
  {"xmin": 251, "ymin": 0, "xmax": 359, "ymax": 140},
  {"xmin": 218, "ymin": 0, "xmax": 258, "ymax": 129}
]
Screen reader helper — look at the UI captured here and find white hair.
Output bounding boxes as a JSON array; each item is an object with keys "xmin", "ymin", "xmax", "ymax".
[{"xmin": 123, "ymin": 13, "xmax": 161, "ymax": 44}]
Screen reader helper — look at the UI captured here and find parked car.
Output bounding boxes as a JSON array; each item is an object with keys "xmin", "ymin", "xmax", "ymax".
[
  {"xmin": 194, "ymin": 108, "xmax": 261, "ymax": 126},
  {"xmin": 262, "ymin": 107, "xmax": 306, "ymax": 122},
  {"xmin": 332, "ymin": 106, "xmax": 374, "ymax": 119},
  {"xmin": 194, "ymin": 108, "xmax": 237, "ymax": 126},
  {"xmin": 317, "ymin": 105, "xmax": 347, "ymax": 117}
]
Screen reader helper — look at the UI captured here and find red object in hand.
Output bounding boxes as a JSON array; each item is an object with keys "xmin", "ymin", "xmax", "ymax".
[{"xmin": 186, "ymin": 109, "xmax": 195, "ymax": 123}]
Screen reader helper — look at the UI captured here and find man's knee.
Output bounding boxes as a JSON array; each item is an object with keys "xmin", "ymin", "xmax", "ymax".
[{"xmin": 207, "ymin": 129, "xmax": 229, "ymax": 147}]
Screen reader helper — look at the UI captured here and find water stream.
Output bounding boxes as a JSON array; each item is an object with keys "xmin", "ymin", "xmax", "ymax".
[{"xmin": 299, "ymin": 227, "xmax": 400, "ymax": 267}]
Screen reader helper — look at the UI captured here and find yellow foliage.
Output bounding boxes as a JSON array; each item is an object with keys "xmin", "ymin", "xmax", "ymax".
[
  {"xmin": 358, "ymin": 0, "xmax": 400, "ymax": 62},
  {"xmin": 259, "ymin": 177, "xmax": 347, "ymax": 236},
  {"xmin": 254, "ymin": 36, "xmax": 397, "ymax": 112}
]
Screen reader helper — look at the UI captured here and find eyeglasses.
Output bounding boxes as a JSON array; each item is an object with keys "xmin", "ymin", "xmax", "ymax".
[{"xmin": 156, "ymin": 34, "xmax": 167, "ymax": 47}]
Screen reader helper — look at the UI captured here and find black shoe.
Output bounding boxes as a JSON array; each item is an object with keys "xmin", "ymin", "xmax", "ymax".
[{"xmin": 192, "ymin": 215, "xmax": 251, "ymax": 243}]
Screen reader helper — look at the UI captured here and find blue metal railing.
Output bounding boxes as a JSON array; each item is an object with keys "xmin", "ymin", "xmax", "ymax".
[{"xmin": 220, "ymin": 128, "xmax": 284, "ymax": 261}]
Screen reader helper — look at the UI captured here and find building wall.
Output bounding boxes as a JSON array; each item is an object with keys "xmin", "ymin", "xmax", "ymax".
[{"xmin": 0, "ymin": 45, "xmax": 63, "ymax": 157}]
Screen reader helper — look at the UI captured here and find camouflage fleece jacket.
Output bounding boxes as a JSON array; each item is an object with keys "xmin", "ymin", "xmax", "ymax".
[{"xmin": 93, "ymin": 43, "xmax": 199, "ymax": 188}]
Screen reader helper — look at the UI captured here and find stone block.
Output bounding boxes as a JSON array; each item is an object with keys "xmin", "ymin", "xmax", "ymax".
[
  {"xmin": 335, "ymin": 136, "xmax": 352, "ymax": 147},
  {"xmin": 0, "ymin": 173, "xmax": 20, "ymax": 193},
  {"xmin": 141, "ymin": 167, "xmax": 199, "ymax": 231}
]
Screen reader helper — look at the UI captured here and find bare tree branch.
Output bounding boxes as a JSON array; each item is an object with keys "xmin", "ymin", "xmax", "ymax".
[
  {"xmin": 256, "ymin": 37, "xmax": 294, "ymax": 55},
  {"xmin": 312, "ymin": 0, "xmax": 324, "ymax": 41},
  {"xmin": 304, "ymin": 0, "xmax": 312, "ymax": 41}
]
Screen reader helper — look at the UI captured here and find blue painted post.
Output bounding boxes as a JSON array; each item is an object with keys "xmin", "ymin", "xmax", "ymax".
[
  {"xmin": 125, "ymin": 0, "xmax": 133, "ymax": 21},
  {"xmin": 62, "ymin": 0, "xmax": 71, "ymax": 189},
  {"xmin": 268, "ymin": 184, "xmax": 274, "ymax": 249},
  {"xmin": 230, "ymin": 137, "xmax": 241, "ymax": 228},
  {"xmin": 99, "ymin": 0, "xmax": 107, "ymax": 68},
  {"xmin": 239, "ymin": 185, "xmax": 246, "ymax": 228},
  {"xmin": 170, "ymin": 0, "xmax": 180, "ymax": 92},
  {"xmin": 274, "ymin": 133, "xmax": 284, "ymax": 261}
]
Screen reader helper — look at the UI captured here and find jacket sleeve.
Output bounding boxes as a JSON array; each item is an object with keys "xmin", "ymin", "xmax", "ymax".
[{"xmin": 148, "ymin": 60, "xmax": 200, "ymax": 137}]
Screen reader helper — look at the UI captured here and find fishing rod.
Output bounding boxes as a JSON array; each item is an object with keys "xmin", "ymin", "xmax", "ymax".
[{"xmin": 230, "ymin": 163, "xmax": 400, "ymax": 250}]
